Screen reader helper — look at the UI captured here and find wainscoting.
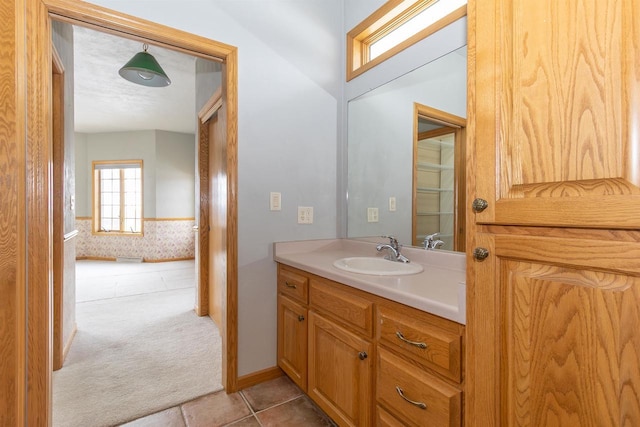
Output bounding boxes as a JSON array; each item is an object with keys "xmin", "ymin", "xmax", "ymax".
[{"xmin": 76, "ymin": 218, "xmax": 195, "ymax": 262}]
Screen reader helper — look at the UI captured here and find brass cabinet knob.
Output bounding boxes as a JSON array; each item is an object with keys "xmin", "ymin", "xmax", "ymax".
[
  {"xmin": 473, "ymin": 247, "xmax": 490, "ymax": 261},
  {"xmin": 358, "ymin": 351, "xmax": 368, "ymax": 360},
  {"xmin": 297, "ymin": 314, "xmax": 305, "ymax": 322},
  {"xmin": 472, "ymin": 198, "xmax": 489, "ymax": 212}
]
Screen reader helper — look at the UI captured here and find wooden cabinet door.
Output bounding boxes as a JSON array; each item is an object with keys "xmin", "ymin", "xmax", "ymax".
[
  {"xmin": 308, "ymin": 311, "xmax": 373, "ymax": 427},
  {"xmin": 469, "ymin": 231, "xmax": 640, "ymax": 426},
  {"xmin": 277, "ymin": 295, "xmax": 308, "ymax": 390},
  {"xmin": 472, "ymin": 0, "xmax": 640, "ymax": 228}
]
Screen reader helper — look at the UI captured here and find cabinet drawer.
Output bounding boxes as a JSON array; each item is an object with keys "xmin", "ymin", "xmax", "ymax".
[
  {"xmin": 277, "ymin": 265, "xmax": 309, "ymax": 303},
  {"xmin": 376, "ymin": 405, "xmax": 405, "ymax": 427},
  {"xmin": 377, "ymin": 347, "xmax": 461, "ymax": 427},
  {"xmin": 377, "ymin": 304, "xmax": 462, "ymax": 382},
  {"xmin": 309, "ymin": 278, "xmax": 374, "ymax": 337}
]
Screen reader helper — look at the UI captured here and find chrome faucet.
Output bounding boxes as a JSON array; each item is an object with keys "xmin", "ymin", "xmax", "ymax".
[
  {"xmin": 423, "ymin": 233, "xmax": 444, "ymax": 250},
  {"xmin": 376, "ymin": 236, "xmax": 410, "ymax": 263}
]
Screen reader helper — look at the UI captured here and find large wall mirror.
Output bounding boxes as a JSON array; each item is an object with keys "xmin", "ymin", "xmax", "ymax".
[{"xmin": 347, "ymin": 44, "xmax": 467, "ymax": 251}]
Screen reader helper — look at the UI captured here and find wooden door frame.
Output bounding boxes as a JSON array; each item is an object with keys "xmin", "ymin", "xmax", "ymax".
[
  {"xmin": 412, "ymin": 103, "xmax": 467, "ymax": 251},
  {"xmin": 22, "ymin": 0, "xmax": 239, "ymax": 423}
]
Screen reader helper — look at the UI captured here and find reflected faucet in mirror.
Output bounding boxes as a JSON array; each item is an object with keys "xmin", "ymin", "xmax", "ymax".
[{"xmin": 423, "ymin": 233, "xmax": 444, "ymax": 250}]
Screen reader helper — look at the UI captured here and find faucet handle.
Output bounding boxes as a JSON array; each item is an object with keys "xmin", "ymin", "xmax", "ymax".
[{"xmin": 381, "ymin": 235, "xmax": 399, "ymax": 248}]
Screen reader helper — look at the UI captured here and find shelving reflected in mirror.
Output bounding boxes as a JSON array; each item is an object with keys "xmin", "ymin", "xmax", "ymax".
[{"xmin": 347, "ymin": 45, "xmax": 467, "ymax": 251}]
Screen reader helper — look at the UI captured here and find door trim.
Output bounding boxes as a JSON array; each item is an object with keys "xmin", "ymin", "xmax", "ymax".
[{"xmin": 24, "ymin": 0, "xmax": 239, "ymax": 423}]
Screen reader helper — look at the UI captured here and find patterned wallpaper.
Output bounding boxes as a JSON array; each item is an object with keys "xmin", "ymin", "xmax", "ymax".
[{"xmin": 76, "ymin": 218, "xmax": 195, "ymax": 261}]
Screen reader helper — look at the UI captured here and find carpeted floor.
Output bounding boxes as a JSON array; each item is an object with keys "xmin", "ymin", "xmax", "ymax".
[{"xmin": 53, "ymin": 261, "xmax": 222, "ymax": 427}]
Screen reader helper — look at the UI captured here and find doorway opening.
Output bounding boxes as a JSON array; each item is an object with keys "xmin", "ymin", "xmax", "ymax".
[{"xmin": 35, "ymin": 0, "xmax": 239, "ymax": 423}]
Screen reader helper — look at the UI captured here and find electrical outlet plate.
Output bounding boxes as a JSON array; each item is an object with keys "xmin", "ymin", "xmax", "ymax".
[
  {"xmin": 270, "ymin": 192, "xmax": 281, "ymax": 211},
  {"xmin": 298, "ymin": 206, "xmax": 313, "ymax": 224},
  {"xmin": 389, "ymin": 197, "xmax": 396, "ymax": 212},
  {"xmin": 367, "ymin": 207, "xmax": 379, "ymax": 222}
]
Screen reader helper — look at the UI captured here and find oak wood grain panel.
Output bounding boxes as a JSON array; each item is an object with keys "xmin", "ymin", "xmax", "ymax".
[
  {"xmin": 494, "ymin": 234, "xmax": 640, "ymax": 276},
  {"xmin": 0, "ymin": 0, "xmax": 27, "ymax": 424},
  {"xmin": 308, "ymin": 311, "xmax": 373, "ymax": 427},
  {"xmin": 309, "ymin": 277, "xmax": 374, "ymax": 337},
  {"xmin": 377, "ymin": 347, "xmax": 461, "ymax": 427},
  {"xmin": 376, "ymin": 405, "xmax": 406, "ymax": 427},
  {"xmin": 196, "ymin": 116, "xmax": 209, "ymax": 317},
  {"xmin": 52, "ymin": 45, "xmax": 65, "ymax": 372},
  {"xmin": 221, "ymin": 52, "xmax": 239, "ymax": 392},
  {"xmin": 26, "ymin": 0, "xmax": 52, "ymax": 424},
  {"xmin": 277, "ymin": 295, "xmax": 308, "ymax": 390},
  {"xmin": 277, "ymin": 265, "xmax": 309, "ymax": 304},
  {"xmin": 501, "ymin": 260, "xmax": 640, "ymax": 426},
  {"xmin": 473, "ymin": 0, "xmax": 640, "ymax": 228},
  {"xmin": 377, "ymin": 304, "xmax": 462, "ymax": 382}
]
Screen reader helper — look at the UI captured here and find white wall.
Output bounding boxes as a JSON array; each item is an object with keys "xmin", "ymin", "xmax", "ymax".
[
  {"xmin": 75, "ymin": 130, "xmax": 195, "ymax": 218},
  {"xmin": 87, "ymin": 0, "xmax": 343, "ymax": 376},
  {"xmin": 155, "ymin": 130, "xmax": 196, "ymax": 218}
]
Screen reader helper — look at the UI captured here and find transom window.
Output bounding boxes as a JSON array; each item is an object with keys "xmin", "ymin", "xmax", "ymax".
[
  {"xmin": 347, "ymin": 0, "xmax": 467, "ymax": 80},
  {"xmin": 92, "ymin": 160, "xmax": 143, "ymax": 234}
]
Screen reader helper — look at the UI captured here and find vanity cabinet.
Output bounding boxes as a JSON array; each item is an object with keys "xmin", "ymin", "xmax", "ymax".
[
  {"xmin": 276, "ymin": 265, "xmax": 309, "ymax": 390},
  {"xmin": 467, "ymin": 0, "xmax": 640, "ymax": 425},
  {"xmin": 277, "ymin": 264, "xmax": 465, "ymax": 426}
]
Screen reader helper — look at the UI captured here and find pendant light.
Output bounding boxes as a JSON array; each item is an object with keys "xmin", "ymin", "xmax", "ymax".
[{"xmin": 118, "ymin": 43, "xmax": 171, "ymax": 87}]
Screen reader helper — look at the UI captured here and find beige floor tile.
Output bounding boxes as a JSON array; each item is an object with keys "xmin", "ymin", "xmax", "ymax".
[
  {"xmin": 256, "ymin": 396, "xmax": 335, "ymax": 427},
  {"xmin": 225, "ymin": 416, "xmax": 261, "ymax": 426},
  {"xmin": 182, "ymin": 391, "xmax": 251, "ymax": 427},
  {"xmin": 241, "ymin": 376, "xmax": 303, "ymax": 412},
  {"xmin": 119, "ymin": 407, "xmax": 186, "ymax": 427}
]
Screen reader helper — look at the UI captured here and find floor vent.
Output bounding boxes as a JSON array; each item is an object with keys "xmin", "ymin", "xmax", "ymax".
[{"xmin": 116, "ymin": 257, "xmax": 143, "ymax": 263}]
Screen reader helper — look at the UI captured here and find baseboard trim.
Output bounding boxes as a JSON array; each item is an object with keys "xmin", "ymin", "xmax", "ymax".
[
  {"xmin": 76, "ymin": 256, "xmax": 195, "ymax": 263},
  {"xmin": 236, "ymin": 366, "xmax": 283, "ymax": 390},
  {"xmin": 144, "ymin": 257, "xmax": 195, "ymax": 263},
  {"xmin": 76, "ymin": 256, "xmax": 116, "ymax": 262},
  {"xmin": 55, "ymin": 323, "xmax": 77, "ymax": 371}
]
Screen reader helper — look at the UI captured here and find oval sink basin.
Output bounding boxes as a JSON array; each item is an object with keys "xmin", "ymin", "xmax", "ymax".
[{"xmin": 333, "ymin": 257, "xmax": 423, "ymax": 276}]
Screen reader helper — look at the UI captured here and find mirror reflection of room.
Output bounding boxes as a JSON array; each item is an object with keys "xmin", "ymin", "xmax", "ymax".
[
  {"xmin": 413, "ymin": 117, "xmax": 456, "ymax": 249},
  {"xmin": 346, "ymin": 45, "xmax": 467, "ymax": 250}
]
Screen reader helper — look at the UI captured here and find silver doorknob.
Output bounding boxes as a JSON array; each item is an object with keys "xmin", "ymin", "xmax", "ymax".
[
  {"xmin": 472, "ymin": 198, "xmax": 488, "ymax": 212},
  {"xmin": 473, "ymin": 247, "xmax": 489, "ymax": 261}
]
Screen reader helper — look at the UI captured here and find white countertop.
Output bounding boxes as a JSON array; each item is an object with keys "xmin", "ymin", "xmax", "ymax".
[{"xmin": 273, "ymin": 238, "xmax": 466, "ymax": 325}]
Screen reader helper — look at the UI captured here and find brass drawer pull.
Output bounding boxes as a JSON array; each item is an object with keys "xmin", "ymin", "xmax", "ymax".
[
  {"xmin": 396, "ymin": 331, "xmax": 427, "ymax": 349},
  {"xmin": 285, "ymin": 281, "xmax": 297, "ymax": 289},
  {"xmin": 395, "ymin": 386, "xmax": 427, "ymax": 410}
]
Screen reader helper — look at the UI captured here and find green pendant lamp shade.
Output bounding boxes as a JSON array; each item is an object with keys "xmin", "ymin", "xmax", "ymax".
[{"xmin": 119, "ymin": 44, "xmax": 171, "ymax": 87}]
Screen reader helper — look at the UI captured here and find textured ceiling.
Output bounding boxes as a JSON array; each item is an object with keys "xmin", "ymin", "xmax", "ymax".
[{"xmin": 73, "ymin": 25, "xmax": 197, "ymax": 134}]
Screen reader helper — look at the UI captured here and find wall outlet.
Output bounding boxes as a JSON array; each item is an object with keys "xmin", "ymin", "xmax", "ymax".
[
  {"xmin": 270, "ymin": 192, "xmax": 281, "ymax": 211},
  {"xmin": 367, "ymin": 207, "xmax": 379, "ymax": 222},
  {"xmin": 389, "ymin": 197, "xmax": 396, "ymax": 212},
  {"xmin": 298, "ymin": 206, "xmax": 313, "ymax": 224}
]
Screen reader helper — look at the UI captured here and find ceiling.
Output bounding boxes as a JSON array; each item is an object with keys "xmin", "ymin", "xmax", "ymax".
[{"xmin": 72, "ymin": 25, "xmax": 198, "ymax": 134}]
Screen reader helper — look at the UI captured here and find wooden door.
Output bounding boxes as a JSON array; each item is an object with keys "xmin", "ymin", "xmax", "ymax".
[
  {"xmin": 473, "ymin": 0, "xmax": 640, "ymax": 228},
  {"xmin": 467, "ymin": 0, "xmax": 640, "ymax": 425},
  {"xmin": 277, "ymin": 295, "xmax": 307, "ymax": 390},
  {"xmin": 308, "ymin": 311, "xmax": 373, "ymax": 427}
]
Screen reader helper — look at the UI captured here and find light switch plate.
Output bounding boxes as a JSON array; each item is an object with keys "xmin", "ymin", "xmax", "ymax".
[
  {"xmin": 389, "ymin": 197, "xmax": 396, "ymax": 212},
  {"xmin": 298, "ymin": 206, "xmax": 313, "ymax": 224},
  {"xmin": 367, "ymin": 207, "xmax": 379, "ymax": 222},
  {"xmin": 270, "ymin": 192, "xmax": 281, "ymax": 211}
]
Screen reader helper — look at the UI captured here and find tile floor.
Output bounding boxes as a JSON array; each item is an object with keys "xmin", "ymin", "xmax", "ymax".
[{"xmin": 119, "ymin": 376, "xmax": 336, "ymax": 427}]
